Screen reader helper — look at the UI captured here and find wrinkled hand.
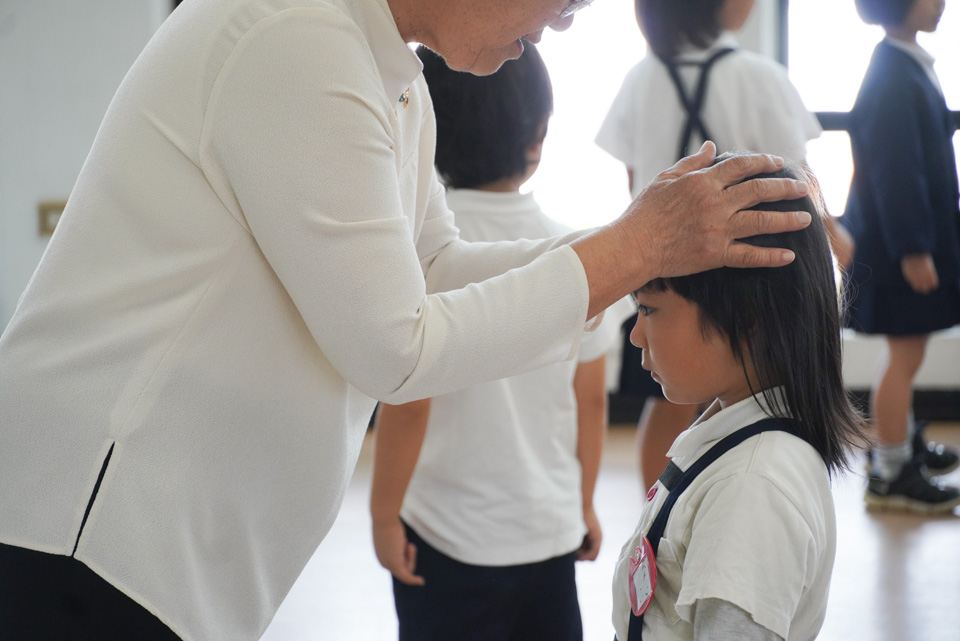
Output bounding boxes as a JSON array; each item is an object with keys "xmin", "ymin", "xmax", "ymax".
[
  {"xmin": 618, "ymin": 142, "xmax": 811, "ymax": 280},
  {"xmin": 901, "ymin": 253, "xmax": 939, "ymax": 294},
  {"xmin": 372, "ymin": 518, "xmax": 424, "ymax": 586},
  {"xmin": 576, "ymin": 506, "xmax": 602, "ymax": 561}
]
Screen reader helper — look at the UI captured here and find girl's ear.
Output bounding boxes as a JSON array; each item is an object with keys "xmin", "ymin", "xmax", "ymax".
[
  {"xmin": 526, "ymin": 123, "xmax": 548, "ymax": 157},
  {"xmin": 524, "ymin": 121, "xmax": 549, "ymax": 172},
  {"xmin": 719, "ymin": 0, "xmax": 756, "ymax": 32}
]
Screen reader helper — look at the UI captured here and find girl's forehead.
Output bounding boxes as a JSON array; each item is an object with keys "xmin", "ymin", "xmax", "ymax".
[{"xmin": 634, "ymin": 287, "xmax": 672, "ymax": 300}]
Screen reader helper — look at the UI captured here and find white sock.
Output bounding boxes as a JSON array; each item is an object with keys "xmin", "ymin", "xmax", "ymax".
[{"xmin": 873, "ymin": 440, "xmax": 912, "ymax": 480}]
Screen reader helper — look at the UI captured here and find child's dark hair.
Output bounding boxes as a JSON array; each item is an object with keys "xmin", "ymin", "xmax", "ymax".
[
  {"xmin": 640, "ymin": 159, "xmax": 867, "ymax": 473},
  {"xmin": 417, "ymin": 43, "xmax": 553, "ymax": 190},
  {"xmin": 635, "ymin": 0, "xmax": 726, "ymax": 58},
  {"xmin": 854, "ymin": 0, "xmax": 916, "ymax": 27}
]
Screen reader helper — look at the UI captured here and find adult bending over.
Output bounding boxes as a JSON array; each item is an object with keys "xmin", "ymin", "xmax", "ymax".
[{"xmin": 0, "ymin": 0, "xmax": 808, "ymax": 639}]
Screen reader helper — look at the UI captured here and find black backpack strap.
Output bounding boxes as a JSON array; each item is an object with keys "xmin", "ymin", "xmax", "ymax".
[
  {"xmin": 623, "ymin": 416, "xmax": 799, "ymax": 641},
  {"xmin": 658, "ymin": 47, "xmax": 737, "ymax": 160}
]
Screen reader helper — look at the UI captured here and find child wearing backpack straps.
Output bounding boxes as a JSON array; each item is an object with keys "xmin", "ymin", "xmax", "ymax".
[
  {"xmin": 595, "ymin": 0, "xmax": 823, "ymax": 493},
  {"xmin": 612, "ymin": 160, "xmax": 866, "ymax": 641}
]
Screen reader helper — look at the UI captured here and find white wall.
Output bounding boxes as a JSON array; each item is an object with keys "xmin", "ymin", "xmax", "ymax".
[{"xmin": 0, "ymin": 0, "xmax": 168, "ymax": 326}]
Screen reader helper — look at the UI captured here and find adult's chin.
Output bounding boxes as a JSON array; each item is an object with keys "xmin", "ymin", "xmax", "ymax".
[{"xmin": 459, "ymin": 41, "xmax": 524, "ymax": 76}]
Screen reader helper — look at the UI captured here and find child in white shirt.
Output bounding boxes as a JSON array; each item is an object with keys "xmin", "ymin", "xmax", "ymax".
[
  {"xmin": 612, "ymin": 160, "xmax": 866, "ymax": 641},
  {"xmin": 596, "ymin": 0, "xmax": 823, "ymax": 492},
  {"xmin": 372, "ymin": 43, "xmax": 631, "ymax": 641}
]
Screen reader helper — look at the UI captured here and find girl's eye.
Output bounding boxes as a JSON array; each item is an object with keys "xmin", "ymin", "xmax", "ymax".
[{"xmin": 636, "ymin": 303, "xmax": 655, "ymax": 317}]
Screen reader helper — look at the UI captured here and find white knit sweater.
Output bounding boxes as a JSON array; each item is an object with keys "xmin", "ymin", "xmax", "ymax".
[{"xmin": 0, "ymin": 0, "xmax": 589, "ymax": 638}]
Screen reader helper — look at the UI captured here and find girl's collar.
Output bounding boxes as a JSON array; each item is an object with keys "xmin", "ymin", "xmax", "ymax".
[
  {"xmin": 667, "ymin": 388, "xmax": 789, "ymax": 460},
  {"xmin": 673, "ymin": 31, "xmax": 739, "ymax": 60},
  {"xmin": 883, "ymin": 36, "xmax": 935, "ymax": 67}
]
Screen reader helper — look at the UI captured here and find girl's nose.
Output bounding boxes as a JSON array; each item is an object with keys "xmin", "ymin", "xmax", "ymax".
[{"xmin": 629, "ymin": 319, "xmax": 647, "ymax": 349}]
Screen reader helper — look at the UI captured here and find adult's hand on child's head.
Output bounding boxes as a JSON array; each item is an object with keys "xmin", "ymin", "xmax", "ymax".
[
  {"xmin": 622, "ymin": 142, "xmax": 812, "ymax": 280},
  {"xmin": 901, "ymin": 253, "xmax": 939, "ymax": 294},
  {"xmin": 372, "ymin": 518, "xmax": 425, "ymax": 586},
  {"xmin": 571, "ymin": 142, "xmax": 811, "ymax": 320}
]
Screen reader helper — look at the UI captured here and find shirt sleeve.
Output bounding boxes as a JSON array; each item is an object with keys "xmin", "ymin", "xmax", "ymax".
[
  {"xmin": 675, "ymin": 474, "xmax": 821, "ymax": 639},
  {"xmin": 595, "ymin": 66, "xmax": 639, "ymax": 165},
  {"xmin": 693, "ymin": 598, "xmax": 785, "ymax": 641},
  {"xmin": 578, "ymin": 296, "xmax": 634, "ymax": 362},
  {"xmin": 200, "ymin": 8, "xmax": 590, "ymax": 403}
]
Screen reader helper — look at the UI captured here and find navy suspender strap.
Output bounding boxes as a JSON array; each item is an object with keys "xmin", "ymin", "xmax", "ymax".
[
  {"xmin": 658, "ymin": 47, "xmax": 736, "ymax": 161},
  {"xmin": 622, "ymin": 417, "xmax": 800, "ymax": 641}
]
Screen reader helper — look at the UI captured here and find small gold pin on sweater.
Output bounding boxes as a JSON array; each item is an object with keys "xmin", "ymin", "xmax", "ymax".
[{"xmin": 399, "ymin": 88, "xmax": 410, "ymax": 108}]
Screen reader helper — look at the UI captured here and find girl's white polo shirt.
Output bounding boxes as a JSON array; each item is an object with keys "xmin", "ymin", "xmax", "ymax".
[{"xmin": 612, "ymin": 394, "xmax": 836, "ymax": 641}]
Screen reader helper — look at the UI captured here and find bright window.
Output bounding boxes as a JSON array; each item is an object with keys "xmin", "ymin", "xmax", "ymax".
[
  {"xmin": 530, "ymin": 2, "xmax": 958, "ymax": 229},
  {"xmin": 788, "ymin": 0, "xmax": 960, "ymax": 216},
  {"xmin": 525, "ymin": 1, "xmax": 642, "ymax": 230}
]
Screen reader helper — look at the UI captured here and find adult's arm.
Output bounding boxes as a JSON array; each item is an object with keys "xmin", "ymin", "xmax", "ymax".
[
  {"xmin": 370, "ymin": 400, "xmax": 431, "ymax": 586},
  {"xmin": 202, "ymin": 10, "xmax": 588, "ymax": 403},
  {"xmin": 203, "ymin": 11, "xmax": 809, "ymax": 404},
  {"xmin": 424, "ymin": 145, "xmax": 812, "ymax": 321}
]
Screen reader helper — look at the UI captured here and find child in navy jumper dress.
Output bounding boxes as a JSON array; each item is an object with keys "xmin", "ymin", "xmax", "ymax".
[{"xmin": 843, "ymin": 0, "xmax": 960, "ymax": 512}]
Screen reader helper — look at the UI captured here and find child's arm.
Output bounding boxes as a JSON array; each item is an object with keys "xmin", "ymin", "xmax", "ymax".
[
  {"xmin": 824, "ymin": 215, "xmax": 854, "ymax": 270},
  {"xmin": 901, "ymin": 253, "xmax": 939, "ymax": 293},
  {"xmin": 573, "ymin": 355, "xmax": 608, "ymax": 561},
  {"xmin": 369, "ymin": 399, "xmax": 431, "ymax": 586},
  {"xmin": 693, "ymin": 599, "xmax": 784, "ymax": 641}
]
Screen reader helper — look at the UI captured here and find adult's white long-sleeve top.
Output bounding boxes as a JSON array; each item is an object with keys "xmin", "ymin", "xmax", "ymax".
[{"xmin": 0, "ymin": 0, "xmax": 590, "ymax": 639}]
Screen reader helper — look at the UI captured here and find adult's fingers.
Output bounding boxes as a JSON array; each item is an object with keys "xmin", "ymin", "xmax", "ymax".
[
  {"xmin": 724, "ymin": 175, "xmax": 809, "ymax": 212},
  {"xmin": 709, "ymin": 151, "xmax": 786, "ymax": 186},
  {"xmin": 728, "ymin": 208, "xmax": 812, "ymax": 242},
  {"xmin": 724, "ymin": 240, "xmax": 797, "ymax": 268},
  {"xmin": 658, "ymin": 141, "xmax": 718, "ymax": 180}
]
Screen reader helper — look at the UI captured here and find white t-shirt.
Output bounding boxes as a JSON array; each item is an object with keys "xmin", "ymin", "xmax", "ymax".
[
  {"xmin": 0, "ymin": 1, "xmax": 592, "ymax": 639},
  {"xmin": 402, "ymin": 189, "xmax": 633, "ymax": 566},
  {"xmin": 611, "ymin": 393, "xmax": 836, "ymax": 641},
  {"xmin": 596, "ymin": 32, "xmax": 821, "ymax": 198}
]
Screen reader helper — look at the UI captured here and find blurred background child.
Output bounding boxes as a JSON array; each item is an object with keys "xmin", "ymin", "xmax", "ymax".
[
  {"xmin": 595, "ymin": 0, "xmax": 823, "ymax": 491},
  {"xmin": 843, "ymin": 0, "xmax": 960, "ymax": 512},
  {"xmin": 370, "ymin": 42, "xmax": 633, "ymax": 641}
]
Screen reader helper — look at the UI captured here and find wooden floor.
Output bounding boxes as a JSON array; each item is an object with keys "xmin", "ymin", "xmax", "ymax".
[{"xmin": 260, "ymin": 422, "xmax": 960, "ymax": 641}]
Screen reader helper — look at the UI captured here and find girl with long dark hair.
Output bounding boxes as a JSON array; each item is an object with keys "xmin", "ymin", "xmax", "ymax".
[{"xmin": 612, "ymin": 161, "xmax": 866, "ymax": 641}]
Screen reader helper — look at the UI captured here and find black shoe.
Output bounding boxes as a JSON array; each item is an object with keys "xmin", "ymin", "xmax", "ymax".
[
  {"xmin": 912, "ymin": 421, "xmax": 960, "ymax": 476},
  {"xmin": 865, "ymin": 460, "xmax": 960, "ymax": 513}
]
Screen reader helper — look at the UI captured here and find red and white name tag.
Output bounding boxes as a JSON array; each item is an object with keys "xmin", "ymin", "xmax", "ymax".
[{"xmin": 628, "ymin": 536, "xmax": 657, "ymax": 617}]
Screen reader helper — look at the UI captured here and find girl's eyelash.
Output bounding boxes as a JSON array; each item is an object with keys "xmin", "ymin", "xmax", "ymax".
[{"xmin": 636, "ymin": 303, "xmax": 655, "ymax": 317}]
